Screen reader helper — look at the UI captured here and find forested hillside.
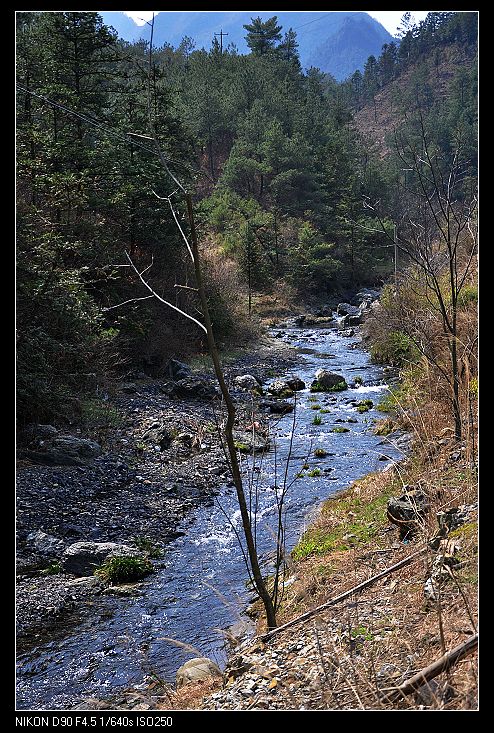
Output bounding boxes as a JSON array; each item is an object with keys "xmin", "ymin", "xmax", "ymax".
[{"xmin": 16, "ymin": 10, "xmax": 477, "ymax": 426}]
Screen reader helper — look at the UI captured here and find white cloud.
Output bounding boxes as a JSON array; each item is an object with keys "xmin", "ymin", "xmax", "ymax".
[
  {"xmin": 367, "ymin": 11, "xmax": 430, "ymax": 36},
  {"xmin": 123, "ymin": 11, "xmax": 161, "ymax": 26}
]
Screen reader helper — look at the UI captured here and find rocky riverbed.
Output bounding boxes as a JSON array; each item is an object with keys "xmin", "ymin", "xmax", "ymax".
[{"xmin": 16, "ymin": 334, "xmax": 298, "ymax": 653}]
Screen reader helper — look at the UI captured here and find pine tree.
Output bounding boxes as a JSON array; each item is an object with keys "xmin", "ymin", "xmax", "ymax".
[{"xmin": 243, "ymin": 16, "xmax": 283, "ymax": 56}]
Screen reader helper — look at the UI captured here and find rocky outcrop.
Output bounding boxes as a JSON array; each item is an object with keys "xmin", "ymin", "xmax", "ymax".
[
  {"xmin": 176, "ymin": 657, "xmax": 222, "ymax": 688},
  {"xmin": 62, "ymin": 541, "xmax": 145, "ymax": 577},
  {"xmin": 165, "ymin": 359, "xmax": 192, "ymax": 381},
  {"xmin": 386, "ymin": 486, "xmax": 429, "ymax": 538}
]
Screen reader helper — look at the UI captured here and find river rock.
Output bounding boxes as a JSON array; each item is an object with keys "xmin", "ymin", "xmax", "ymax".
[
  {"xmin": 169, "ymin": 377, "xmax": 218, "ymax": 399},
  {"xmin": 176, "ymin": 657, "xmax": 222, "ymax": 688},
  {"xmin": 286, "ymin": 376, "xmax": 306, "ymax": 391},
  {"xmin": 234, "ymin": 374, "xmax": 261, "ymax": 391},
  {"xmin": 165, "ymin": 359, "xmax": 192, "ymax": 381},
  {"xmin": 62, "ymin": 541, "xmax": 145, "ymax": 576},
  {"xmin": 26, "ymin": 530, "xmax": 64, "ymax": 559},
  {"xmin": 233, "ymin": 430, "xmax": 270, "ymax": 454},
  {"xmin": 312, "ymin": 369, "xmax": 348, "ymax": 391},
  {"xmin": 141, "ymin": 422, "xmax": 173, "ymax": 450},
  {"xmin": 386, "ymin": 486, "xmax": 429, "ymax": 538},
  {"xmin": 21, "ymin": 435, "xmax": 102, "ymax": 466},
  {"xmin": 260, "ymin": 399, "xmax": 294, "ymax": 414},
  {"xmin": 267, "ymin": 380, "xmax": 294, "ymax": 398},
  {"xmin": 21, "ymin": 424, "xmax": 58, "ymax": 443},
  {"xmin": 336, "ymin": 303, "xmax": 361, "ymax": 317},
  {"xmin": 54, "ymin": 435, "xmax": 102, "ymax": 458}
]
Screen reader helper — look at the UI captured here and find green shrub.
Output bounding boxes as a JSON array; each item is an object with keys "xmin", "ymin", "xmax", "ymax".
[
  {"xmin": 234, "ymin": 441, "xmax": 250, "ymax": 453},
  {"xmin": 457, "ymin": 284, "xmax": 478, "ymax": 309},
  {"xmin": 80, "ymin": 398, "xmax": 123, "ymax": 429},
  {"xmin": 332, "ymin": 426, "xmax": 350, "ymax": 433},
  {"xmin": 41, "ymin": 562, "xmax": 62, "ymax": 576},
  {"xmin": 370, "ymin": 330, "xmax": 418, "ymax": 367},
  {"xmin": 312, "ymin": 415, "xmax": 322, "ymax": 425},
  {"xmin": 94, "ymin": 555, "xmax": 153, "ymax": 584},
  {"xmin": 133, "ymin": 537, "xmax": 163, "ymax": 559},
  {"xmin": 307, "ymin": 468, "xmax": 322, "ymax": 477}
]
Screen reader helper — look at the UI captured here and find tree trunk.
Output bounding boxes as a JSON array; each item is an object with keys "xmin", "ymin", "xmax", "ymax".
[{"xmin": 185, "ymin": 194, "xmax": 277, "ymax": 629}]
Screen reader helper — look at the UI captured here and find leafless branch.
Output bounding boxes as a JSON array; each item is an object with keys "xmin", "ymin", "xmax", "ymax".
[{"xmin": 125, "ymin": 251, "xmax": 207, "ymax": 334}]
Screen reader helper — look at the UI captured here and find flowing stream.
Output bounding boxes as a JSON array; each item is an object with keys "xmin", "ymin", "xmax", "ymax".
[{"xmin": 16, "ymin": 323, "xmax": 406, "ymax": 710}]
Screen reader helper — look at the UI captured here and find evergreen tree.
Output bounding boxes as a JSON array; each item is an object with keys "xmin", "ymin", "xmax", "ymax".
[{"xmin": 243, "ymin": 16, "xmax": 283, "ymax": 56}]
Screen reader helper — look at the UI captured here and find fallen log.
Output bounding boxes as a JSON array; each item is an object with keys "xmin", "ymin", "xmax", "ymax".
[
  {"xmin": 382, "ymin": 633, "xmax": 478, "ymax": 703},
  {"xmin": 262, "ymin": 547, "xmax": 427, "ymax": 642}
]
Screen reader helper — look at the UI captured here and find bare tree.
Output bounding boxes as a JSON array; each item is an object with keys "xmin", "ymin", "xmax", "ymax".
[{"xmin": 366, "ymin": 114, "xmax": 477, "ymax": 441}]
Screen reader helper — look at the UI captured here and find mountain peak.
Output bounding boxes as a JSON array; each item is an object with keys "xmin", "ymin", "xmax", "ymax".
[{"xmin": 99, "ymin": 11, "xmax": 393, "ymax": 80}]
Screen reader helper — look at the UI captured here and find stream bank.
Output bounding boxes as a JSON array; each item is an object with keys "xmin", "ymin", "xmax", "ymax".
[{"xmin": 16, "ymin": 310, "xmax": 411, "ymax": 710}]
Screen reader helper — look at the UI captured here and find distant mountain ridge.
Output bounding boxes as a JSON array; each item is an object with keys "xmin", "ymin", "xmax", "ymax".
[{"xmin": 99, "ymin": 10, "xmax": 394, "ymax": 81}]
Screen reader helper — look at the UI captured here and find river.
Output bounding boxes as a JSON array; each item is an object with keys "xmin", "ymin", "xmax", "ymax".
[{"xmin": 16, "ymin": 322, "xmax": 405, "ymax": 710}]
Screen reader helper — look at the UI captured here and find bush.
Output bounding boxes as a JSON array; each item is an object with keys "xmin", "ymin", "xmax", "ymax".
[
  {"xmin": 457, "ymin": 284, "xmax": 478, "ymax": 309},
  {"xmin": 370, "ymin": 330, "xmax": 418, "ymax": 367},
  {"xmin": 94, "ymin": 555, "xmax": 153, "ymax": 584}
]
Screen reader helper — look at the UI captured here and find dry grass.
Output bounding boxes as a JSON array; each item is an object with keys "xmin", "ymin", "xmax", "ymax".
[{"xmin": 157, "ymin": 677, "xmax": 223, "ymax": 710}]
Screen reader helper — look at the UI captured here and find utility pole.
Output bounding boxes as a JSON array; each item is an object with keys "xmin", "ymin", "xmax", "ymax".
[
  {"xmin": 214, "ymin": 29, "xmax": 229, "ymax": 55},
  {"xmin": 394, "ymin": 224, "xmax": 398, "ymax": 286}
]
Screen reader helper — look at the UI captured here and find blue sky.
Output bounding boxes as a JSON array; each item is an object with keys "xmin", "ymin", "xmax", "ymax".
[{"xmin": 122, "ymin": 10, "xmax": 430, "ymax": 36}]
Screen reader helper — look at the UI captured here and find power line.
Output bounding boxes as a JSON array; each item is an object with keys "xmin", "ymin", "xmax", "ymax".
[
  {"xmin": 292, "ymin": 12, "xmax": 334, "ymax": 31},
  {"xmin": 16, "ymin": 84, "xmax": 158, "ymax": 157}
]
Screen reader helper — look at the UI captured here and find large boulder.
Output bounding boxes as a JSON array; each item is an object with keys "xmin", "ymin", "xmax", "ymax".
[
  {"xmin": 267, "ymin": 380, "xmax": 294, "ymax": 398},
  {"xmin": 169, "ymin": 378, "xmax": 218, "ymax": 400},
  {"xmin": 259, "ymin": 399, "xmax": 294, "ymax": 414},
  {"xmin": 233, "ymin": 430, "xmax": 270, "ymax": 454},
  {"xmin": 21, "ymin": 434, "xmax": 102, "ymax": 466},
  {"xmin": 336, "ymin": 302, "xmax": 361, "ymax": 317},
  {"xmin": 176, "ymin": 657, "xmax": 222, "ymax": 688},
  {"xmin": 62, "ymin": 541, "xmax": 144, "ymax": 577},
  {"xmin": 387, "ymin": 487, "xmax": 429, "ymax": 538},
  {"xmin": 311, "ymin": 369, "xmax": 348, "ymax": 392},
  {"xmin": 165, "ymin": 359, "xmax": 192, "ymax": 381},
  {"xmin": 52, "ymin": 436, "xmax": 102, "ymax": 459},
  {"xmin": 286, "ymin": 376, "xmax": 306, "ymax": 391},
  {"xmin": 233, "ymin": 374, "xmax": 261, "ymax": 391},
  {"xmin": 21, "ymin": 424, "xmax": 58, "ymax": 443}
]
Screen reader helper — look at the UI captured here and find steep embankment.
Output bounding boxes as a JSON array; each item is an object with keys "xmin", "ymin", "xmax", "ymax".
[{"xmin": 353, "ymin": 44, "xmax": 476, "ymax": 157}]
